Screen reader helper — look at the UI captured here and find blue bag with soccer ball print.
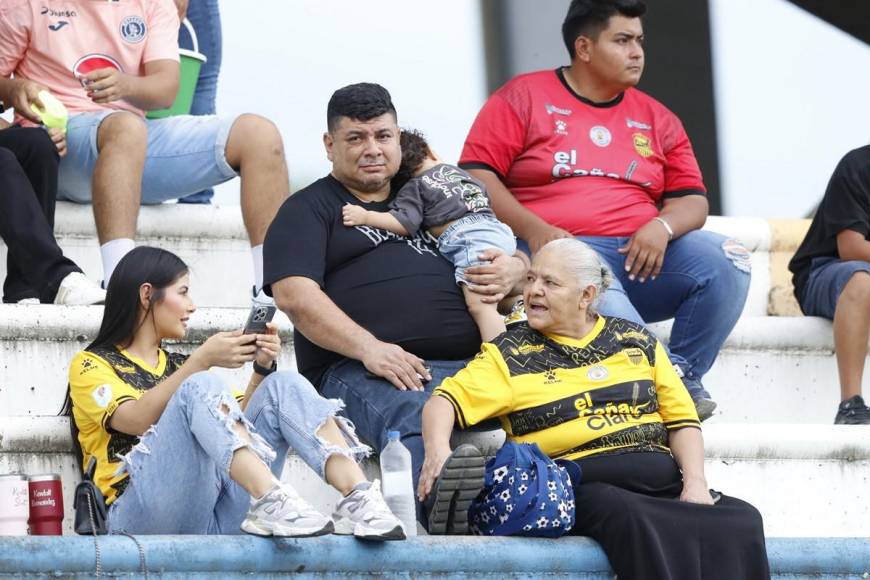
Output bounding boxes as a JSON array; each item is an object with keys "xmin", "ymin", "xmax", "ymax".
[{"xmin": 468, "ymin": 441, "xmax": 581, "ymax": 538}]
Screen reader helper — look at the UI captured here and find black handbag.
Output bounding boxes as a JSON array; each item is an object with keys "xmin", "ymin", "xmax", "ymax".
[{"xmin": 74, "ymin": 458, "xmax": 108, "ymax": 536}]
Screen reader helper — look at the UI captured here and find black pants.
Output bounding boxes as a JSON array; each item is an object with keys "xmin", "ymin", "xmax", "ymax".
[
  {"xmin": 0, "ymin": 126, "xmax": 79, "ymax": 302},
  {"xmin": 571, "ymin": 451, "xmax": 771, "ymax": 580}
]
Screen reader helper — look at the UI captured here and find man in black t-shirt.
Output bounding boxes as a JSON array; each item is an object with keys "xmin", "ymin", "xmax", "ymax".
[
  {"xmin": 262, "ymin": 83, "xmax": 527, "ymax": 524},
  {"xmin": 789, "ymin": 145, "xmax": 870, "ymax": 424}
]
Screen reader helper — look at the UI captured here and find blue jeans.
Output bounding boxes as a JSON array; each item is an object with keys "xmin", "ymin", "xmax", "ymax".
[
  {"xmin": 438, "ymin": 213, "xmax": 517, "ymax": 284},
  {"xmin": 177, "ymin": 0, "xmax": 222, "ymax": 204},
  {"xmin": 107, "ymin": 371, "xmax": 368, "ymax": 534},
  {"xmin": 318, "ymin": 358, "xmax": 468, "ymax": 493},
  {"xmin": 800, "ymin": 257, "xmax": 870, "ymax": 319},
  {"xmin": 520, "ymin": 230, "xmax": 751, "ymax": 398}
]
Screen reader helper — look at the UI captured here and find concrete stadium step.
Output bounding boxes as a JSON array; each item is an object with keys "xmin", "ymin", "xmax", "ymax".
[
  {"xmin": 2, "ymin": 305, "xmax": 866, "ymax": 423},
  {"xmin": 0, "ymin": 204, "xmax": 774, "ymax": 311},
  {"xmin": 650, "ymin": 316, "xmax": 870, "ymax": 424},
  {"xmin": 0, "ymin": 415, "xmax": 504, "ymax": 536},
  {"xmin": 1, "ymin": 417, "xmax": 867, "ymax": 538},
  {"xmin": 0, "ymin": 202, "xmax": 254, "ymax": 308},
  {"xmin": 1, "ymin": 535, "xmax": 866, "ymax": 579}
]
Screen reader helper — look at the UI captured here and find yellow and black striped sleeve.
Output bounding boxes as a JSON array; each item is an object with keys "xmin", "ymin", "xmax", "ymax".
[
  {"xmin": 68, "ymin": 351, "xmax": 143, "ymax": 431},
  {"xmin": 652, "ymin": 342, "xmax": 701, "ymax": 430},
  {"xmin": 432, "ymin": 343, "xmax": 514, "ymax": 429}
]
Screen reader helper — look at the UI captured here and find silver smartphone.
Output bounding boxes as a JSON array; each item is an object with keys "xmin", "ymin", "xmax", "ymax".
[{"xmin": 243, "ymin": 304, "xmax": 277, "ymax": 335}]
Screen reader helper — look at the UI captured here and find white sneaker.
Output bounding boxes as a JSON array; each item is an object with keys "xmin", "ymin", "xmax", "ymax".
[
  {"xmin": 16, "ymin": 298, "xmax": 40, "ymax": 305},
  {"xmin": 240, "ymin": 482, "xmax": 333, "ymax": 538},
  {"xmin": 332, "ymin": 480, "xmax": 406, "ymax": 541},
  {"xmin": 252, "ymin": 285, "xmax": 275, "ymax": 306},
  {"xmin": 53, "ymin": 272, "xmax": 106, "ymax": 306}
]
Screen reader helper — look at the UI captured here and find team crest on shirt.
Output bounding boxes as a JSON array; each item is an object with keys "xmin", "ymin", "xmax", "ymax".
[
  {"xmin": 633, "ymin": 133, "xmax": 653, "ymax": 158},
  {"xmin": 625, "ymin": 348, "xmax": 645, "ymax": 366},
  {"xmin": 120, "ymin": 15, "xmax": 147, "ymax": 44},
  {"xmin": 91, "ymin": 384, "xmax": 113, "ymax": 409},
  {"xmin": 589, "ymin": 126, "xmax": 611, "ymax": 147}
]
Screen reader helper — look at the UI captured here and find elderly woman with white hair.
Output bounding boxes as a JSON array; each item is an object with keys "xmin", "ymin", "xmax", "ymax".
[{"xmin": 418, "ymin": 239, "xmax": 769, "ymax": 579}]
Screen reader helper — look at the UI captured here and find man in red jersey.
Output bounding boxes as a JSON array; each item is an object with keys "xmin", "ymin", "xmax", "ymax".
[{"xmin": 459, "ymin": 0, "xmax": 751, "ymax": 419}]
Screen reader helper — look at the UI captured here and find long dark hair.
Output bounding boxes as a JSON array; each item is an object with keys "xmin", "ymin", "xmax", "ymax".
[
  {"xmin": 61, "ymin": 247, "xmax": 189, "ymax": 473},
  {"xmin": 88, "ymin": 246, "xmax": 189, "ymax": 351}
]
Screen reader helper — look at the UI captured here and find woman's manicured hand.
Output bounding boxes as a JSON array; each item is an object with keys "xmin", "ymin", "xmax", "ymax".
[
  {"xmin": 253, "ymin": 322, "xmax": 281, "ymax": 368},
  {"xmin": 192, "ymin": 330, "xmax": 257, "ymax": 369}
]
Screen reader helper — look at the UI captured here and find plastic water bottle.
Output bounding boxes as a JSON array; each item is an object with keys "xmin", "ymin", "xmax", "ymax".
[{"xmin": 379, "ymin": 431, "xmax": 417, "ymax": 537}]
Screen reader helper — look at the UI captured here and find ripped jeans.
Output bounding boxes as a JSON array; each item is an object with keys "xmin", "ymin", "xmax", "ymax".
[{"xmin": 107, "ymin": 371, "xmax": 368, "ymax": 534}]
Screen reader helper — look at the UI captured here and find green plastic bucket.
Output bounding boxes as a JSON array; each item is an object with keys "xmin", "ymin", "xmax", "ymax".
[{"xmin": 147, "ymin": 19, "xmax": 207, "ymax": 119}]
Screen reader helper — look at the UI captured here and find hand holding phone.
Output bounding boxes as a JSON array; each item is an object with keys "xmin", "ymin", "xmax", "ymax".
[{"xmin": 243, "ymin": 304, "xmax": 277, "ymax": 335}]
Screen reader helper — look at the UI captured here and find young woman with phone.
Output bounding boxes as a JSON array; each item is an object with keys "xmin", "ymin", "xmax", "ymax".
[{"xmin": 65, "ymin": 246, "xmax": 406, "ymax": 540}]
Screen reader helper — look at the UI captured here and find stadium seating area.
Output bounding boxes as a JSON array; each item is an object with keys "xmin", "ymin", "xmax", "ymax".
[{"xmin": 0, "ymin": 204, "xmax": 867, "ymax": 577}]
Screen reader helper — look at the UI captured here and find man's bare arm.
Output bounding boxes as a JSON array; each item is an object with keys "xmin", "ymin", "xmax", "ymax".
[
  {"xmin": 272, "ymin": 276, "xmax": 430, "ymax": 390},
  {"xmin": 837, "ymin": 229, "xmax": 870, "ymax": 262},
  {"xmin": 468, "ymin": 168, "xmax": 572, "ymax": 254},
  {"xmin": 0, "ymin": 77, "xmax": 47, "ymax": 123},
  {"xmin": 619, "ymin": 195, "xmax": 709, "ymax": 282},
  {"xmin": 659, "ymin": 195, "xmax": 709, "ymax": 239}
]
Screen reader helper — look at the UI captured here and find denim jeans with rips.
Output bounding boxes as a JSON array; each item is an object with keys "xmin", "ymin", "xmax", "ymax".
[
  {"xmin": 107, "ymin": 371, "xmax": 368, "ymax": 534},
  {"xmin": 318, "ymin": 358, "xmax": 470, "ymax": 494}
]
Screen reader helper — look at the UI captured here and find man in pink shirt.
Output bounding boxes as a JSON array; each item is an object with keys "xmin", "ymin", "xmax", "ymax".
[{"xmin": 0, "ymin": 0, "xmax": 288, "ymax": 292}]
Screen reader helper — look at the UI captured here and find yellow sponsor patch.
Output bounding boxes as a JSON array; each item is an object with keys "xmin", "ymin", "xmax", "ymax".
[
  {"xmin": 511, "ymin": 344, "xmax": 544, "ymax": 356},
  {"xmin": 633, "ymin": 133, "xmax": 653, "ymax": 158},
  {"xmin": 616, "ymin": 330, "xmax": 650, "ymax": 344}
]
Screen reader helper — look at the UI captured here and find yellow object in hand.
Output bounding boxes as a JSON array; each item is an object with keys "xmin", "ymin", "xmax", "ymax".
[{"xmin": 30, "ymin": 90, "xmax": 68, "ymax": 133}]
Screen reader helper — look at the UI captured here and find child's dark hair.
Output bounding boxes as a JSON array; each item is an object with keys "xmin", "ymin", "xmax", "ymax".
[{"xmin": 393, "ymin": 129, "xmax": 431, "ymax": 191}]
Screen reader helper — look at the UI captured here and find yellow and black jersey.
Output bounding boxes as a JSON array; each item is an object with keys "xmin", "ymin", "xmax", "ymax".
[
  {"xmin": 69, "ymin": 346, "xmax": 187, "ymax": 504},
  {"xmin": 434, "ymin": 316, "xmax": 700, "ymax": 461},
  {"xmin": 69, "ymin": 346, "xmax": 245, "ymax": 504}
]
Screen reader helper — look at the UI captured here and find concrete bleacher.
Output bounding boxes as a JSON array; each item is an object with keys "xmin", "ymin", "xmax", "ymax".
[{"xmin": 0, "ymin": 204, "xmax": 867, "ymax": 574}]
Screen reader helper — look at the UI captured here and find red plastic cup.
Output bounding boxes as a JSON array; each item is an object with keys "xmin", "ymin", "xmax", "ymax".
[
  {"xmin": 72, "ymin": 53, "xmax": 122, "ymax": 88},
  {"xmin": 28, "ymin": 474, "xmax": 63, "ymax": 535}
]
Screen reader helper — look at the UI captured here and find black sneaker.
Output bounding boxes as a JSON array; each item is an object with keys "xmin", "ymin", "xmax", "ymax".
[
  {"xmin": 834, "ymin": 395, "xmax": 870, "ymax": 425},
  {"xmin": 425, "ymin": 444, "xmax": 485, "ymax": 535},
  {"xmin": 693, "ymin": 397, "xmax": 717, "ymax": 422}
]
